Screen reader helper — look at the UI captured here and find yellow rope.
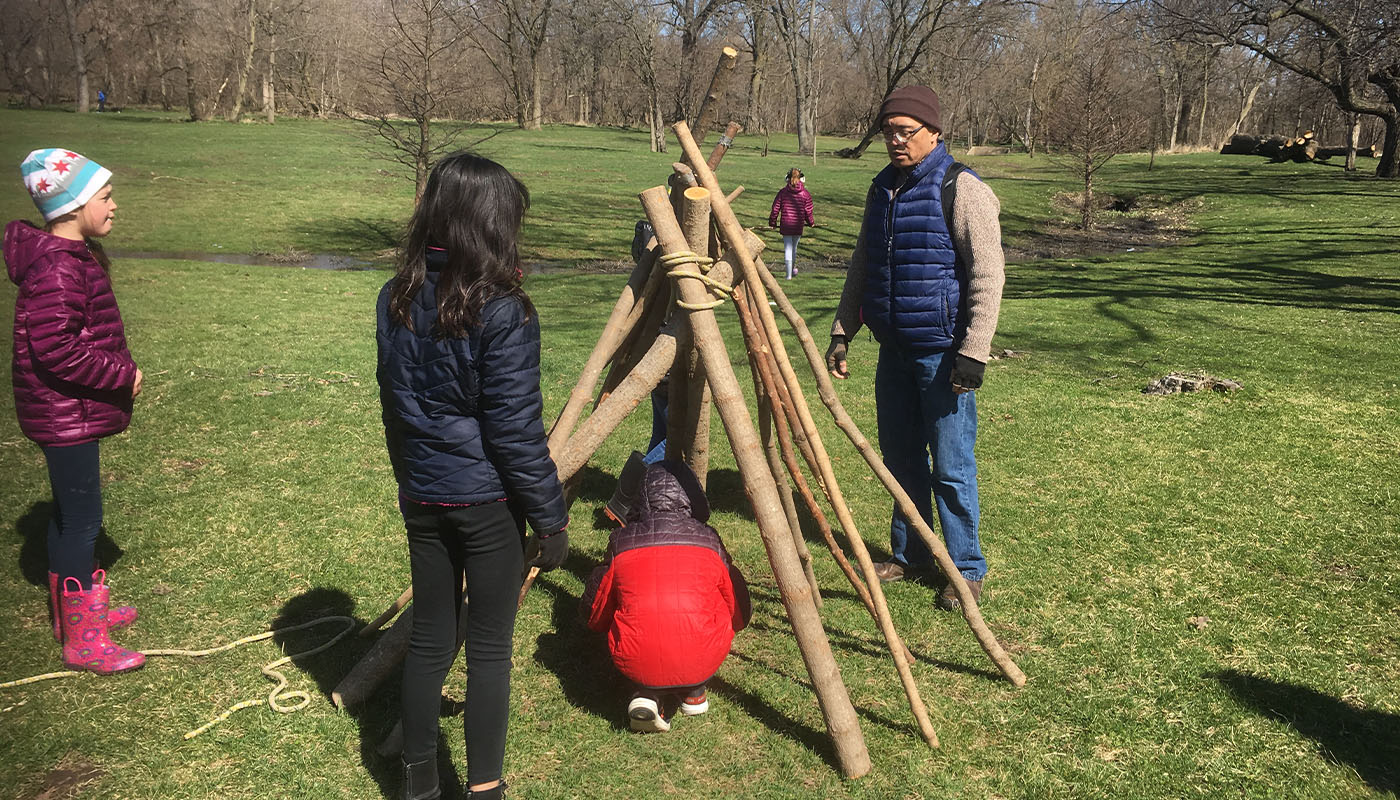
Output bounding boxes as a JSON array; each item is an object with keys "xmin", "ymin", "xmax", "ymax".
[
  {"xmin": 661, "ymin": 249, "xmax": 732, "ymax": 310},
  {"xmin": 0, "ymin": 615, "xmax": 358, "ymax": 740}
]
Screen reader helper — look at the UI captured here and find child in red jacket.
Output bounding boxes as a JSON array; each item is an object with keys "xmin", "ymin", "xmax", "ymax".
[
  {"xmin": 581, "ymin": 460, "xmax": 751, "ymax": 732},
  {"xmin": 7, "ymin": 148, "xmax": 144, "ymax": 676},
  {"xmin": 768, "ymin": 167, "xmax": 816, "ymax": 280}
]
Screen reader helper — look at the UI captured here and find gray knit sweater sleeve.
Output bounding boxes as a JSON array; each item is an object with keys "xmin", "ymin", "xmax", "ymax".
[
  {"xmin": 951, "ymin": 172, "xmax": 1005, "ymax": 363},
  {"xmin": 830, "ymin": 171, "xmax": 1004, "ymax": 363}
]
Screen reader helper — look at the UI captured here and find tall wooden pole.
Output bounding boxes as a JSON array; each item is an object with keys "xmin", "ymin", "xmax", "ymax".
[
  {"xmin": 672, "ymin": 120, "xmax": 1027, "ymax": 688},
  {"xmin": 641, "ymin": 185, "xmax": 872, "ymax": 779},
  {"xmin": 691, "ymin": 46, "xmax": 739, "ymax": 143}
]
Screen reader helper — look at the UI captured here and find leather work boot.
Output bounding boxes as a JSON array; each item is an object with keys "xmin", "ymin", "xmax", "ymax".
[
  {"xmin": 937, "ymin": 579, "xmax": 983, "ymax": 611},
  {"xmin": 871, "ymin": 560, "xmax": 907, "ymax": 583}
]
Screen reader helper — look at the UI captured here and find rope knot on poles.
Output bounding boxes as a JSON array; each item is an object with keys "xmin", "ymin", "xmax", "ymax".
[{"xmin": 661, "ymin": 250, "xmax": 730, "ymax": 310}]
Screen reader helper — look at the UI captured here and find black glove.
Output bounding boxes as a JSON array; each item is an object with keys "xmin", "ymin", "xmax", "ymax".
[
  {"xmin": 950, "ymin": 354, "xmax": 985, "ymax": 391},
  {"xmin": 529, "ymin": 529, "xmax": 569, "ymax": 572},
  {"xmin": 826, "ymin": 335, "xmax": 849, "ymax": 378}
]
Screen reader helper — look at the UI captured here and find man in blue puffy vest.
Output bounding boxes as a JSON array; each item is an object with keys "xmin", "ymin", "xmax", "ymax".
[{"xmin": 825, "ymin": 85, "xmax": 1006, "ymax": 610}]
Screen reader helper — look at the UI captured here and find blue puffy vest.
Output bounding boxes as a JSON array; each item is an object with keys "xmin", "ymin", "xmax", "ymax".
[{"xmin": 860, "ymin": 143, "xmax": 965, "ymax": 353}]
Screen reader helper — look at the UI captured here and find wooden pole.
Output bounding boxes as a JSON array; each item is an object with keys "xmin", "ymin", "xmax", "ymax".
[
  {"xmin": 672, "ymin": 119, "xmax": 1027, "ymax": 689},
  {"xmin": 707, "ymin": 121, "xmax": 744, "ymax": 171},
  {"xmin": 733, "ymin": 265, "xmax": 934, "ymax": 746},
  {"xmin": 333, "ymin": 606, "xmax": 415, "ymax": 709},
  {"xmin": 669, "ymin": 185, "xmax": 714, "ymax": 485},
  {"xmin": 360, "ymin": 586, "xmax": 413, "ymax": 637},
  {"xmin": 692, "ymin": 47, "xmax": 739, "ymax": 144},
  {"xmin": 641, "ymin": 185, "xmax": 871, "ymax": 779},
  {"xmin": 749, "ymin": 324, "xmax": 822, "ymax": 609}
]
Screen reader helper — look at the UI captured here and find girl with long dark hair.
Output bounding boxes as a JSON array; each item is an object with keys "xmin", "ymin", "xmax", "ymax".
[{"xmin": 377, "ymin": 152, "xmax": 569, "ymax": 800}]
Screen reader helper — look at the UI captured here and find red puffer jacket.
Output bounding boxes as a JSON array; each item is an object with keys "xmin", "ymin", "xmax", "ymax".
[
  {"xmin": 6, "ymin": 220, "xmax": 137, "ymax": 446},
  {"xmin": 768, "ymin": 183, "xmax": 815, "ymax": 236},
  {"xmin": 582, "ymin": 462, "xmax": 751, "ymax": 689}
]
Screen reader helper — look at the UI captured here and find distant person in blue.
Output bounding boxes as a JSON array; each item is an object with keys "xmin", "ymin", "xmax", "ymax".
[{"xmin": 97, "ymin": 90, "xmax": 107, "ymax": 113}]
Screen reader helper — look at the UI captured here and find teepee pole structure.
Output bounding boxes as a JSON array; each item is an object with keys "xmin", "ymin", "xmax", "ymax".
[
  {"xmin": 672, "ymin": 120, "xmax": 1027, "ymax": 690},
  {"xmin": 641, "ymin": 185, "xmax": 872, "ymax": 779}
]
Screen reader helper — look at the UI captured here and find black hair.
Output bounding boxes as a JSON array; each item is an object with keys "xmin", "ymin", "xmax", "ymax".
[{"xmin": 389, "ymin": 151, "xmax": 533, "ymax": 338}]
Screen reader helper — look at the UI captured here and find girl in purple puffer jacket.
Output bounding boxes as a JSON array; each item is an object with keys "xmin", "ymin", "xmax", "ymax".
[
  {"xmin": 768, "ymin": 167, "xmax": 816, "ymax": 280},
  {"xmin": 6, "ymin": 148, "xmax": 144, "ymax": 675}
]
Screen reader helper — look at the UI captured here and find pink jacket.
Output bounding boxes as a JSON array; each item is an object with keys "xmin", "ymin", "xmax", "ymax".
[
  {"xmin": 6, "ymin": 220, "xmax": 137, "ymax": 446},
  {"xmin": 769, "ymin": 183, "xmax": 815, "ymax": 237}
]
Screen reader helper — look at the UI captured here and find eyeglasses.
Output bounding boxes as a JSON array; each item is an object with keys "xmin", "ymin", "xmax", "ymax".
[{"xmin": 881, "ymin": 124, "xmax": 925, "ymax": 144}]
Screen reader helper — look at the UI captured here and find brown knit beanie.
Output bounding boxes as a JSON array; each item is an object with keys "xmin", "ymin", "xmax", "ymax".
[{"xmin": 879, "ymin": 86, "xmax": 942, "ymax": 133}]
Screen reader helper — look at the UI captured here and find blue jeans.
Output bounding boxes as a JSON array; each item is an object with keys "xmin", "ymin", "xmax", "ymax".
[
  {"xmin": 644, "ymin": 383, "xmax": 669, "ymax": 465},
  {"xmin": 875, "ymin": 346, "xmax": 986, "ymax": 581}
]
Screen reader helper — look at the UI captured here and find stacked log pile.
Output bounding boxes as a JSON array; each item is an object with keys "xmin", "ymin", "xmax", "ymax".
[{"xmin": 1221, "ymin": 131, "xmax": 1378, "ymax": 163}]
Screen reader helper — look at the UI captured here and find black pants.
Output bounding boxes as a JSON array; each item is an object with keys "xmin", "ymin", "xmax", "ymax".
[
  {"xmin": 42, "ymin": 441, "xmax": 103, "ymax": 589},
  {"xmin": 400, "ymin": 500, "xmax": 525, "ymax": 787}
]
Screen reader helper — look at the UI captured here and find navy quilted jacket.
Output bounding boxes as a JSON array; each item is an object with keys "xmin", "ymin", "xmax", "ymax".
[
  {"xmin": 860, "ymin": 142, "xmax": 963, "ymax": 353},
  {"xmin": 376, "ymin": 266, "xmax": 567, "ymax": 534}
]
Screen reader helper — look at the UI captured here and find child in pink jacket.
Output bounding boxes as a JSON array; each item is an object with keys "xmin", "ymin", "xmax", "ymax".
[
  {"xmin": 7, "ymin": 148, "xmax": 144, "ymax": 675},
  {"xmin": 768, "ymin": 167, "xmax": 816, "ymax": 280}
]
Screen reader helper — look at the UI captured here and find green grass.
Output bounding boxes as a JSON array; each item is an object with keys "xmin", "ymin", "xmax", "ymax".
[{"xmin": 1, "ymin": 109, "xmax": 1398, "ymax": 799}]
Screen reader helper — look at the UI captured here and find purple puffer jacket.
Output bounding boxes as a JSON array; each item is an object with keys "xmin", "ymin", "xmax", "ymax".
[
  {"xmin": 769, "ymin": 183, "xmax": 815, "ymax": 236},
  {"xmin": 6, "ymin": 220, "xmax": 137, "ymax": 446}
]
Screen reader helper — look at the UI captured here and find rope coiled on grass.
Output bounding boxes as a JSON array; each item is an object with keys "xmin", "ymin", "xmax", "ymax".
[{"xmin": 0, "ymin": 615, "xmax": 358, "ymax": 740}]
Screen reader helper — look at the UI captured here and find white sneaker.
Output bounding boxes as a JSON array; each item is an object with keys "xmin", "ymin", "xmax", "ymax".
[
  {"xmin": 627, "ymin": 695, "xmax": 671, "ymax": 733},
  {"xmin": 679, "ymin": 692, "xmax": 709, "ymax": 716}
]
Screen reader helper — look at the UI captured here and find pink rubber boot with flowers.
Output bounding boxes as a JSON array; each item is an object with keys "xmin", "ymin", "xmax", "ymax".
[
  {"xmin": 49, "ymin": 570, "xmax": 137, "ymax": 641},
  {"xmin": 60, "ymin": 572, "xmax": 145, "ymax": 674}
]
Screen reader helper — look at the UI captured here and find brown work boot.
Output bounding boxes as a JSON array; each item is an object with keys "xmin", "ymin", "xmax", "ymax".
[
  {"xmin": 872, "ymin": 560, "xmax": 907, "ymax": 583},
  {"xmin": 937, "ymin": 578, "xmax": 983, "ymax": 611}
]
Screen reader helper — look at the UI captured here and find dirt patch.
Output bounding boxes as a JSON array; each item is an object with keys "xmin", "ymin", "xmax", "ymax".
[
  {"xmin": 26, "ymin": 754, "xmax": 104, "ymax": 800},
  {"xmin": 1003, "ymin": 193, "xmax": 1202, "ymax": 263}
]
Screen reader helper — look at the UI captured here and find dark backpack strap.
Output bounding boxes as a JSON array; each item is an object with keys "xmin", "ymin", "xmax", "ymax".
[
  {"xmin": 942, "ymin": 161, "xmax": 973, "ymax": 265},
  {"xmin": 941, "ymin": 161, "xmax": 968, "ymax": 228}
]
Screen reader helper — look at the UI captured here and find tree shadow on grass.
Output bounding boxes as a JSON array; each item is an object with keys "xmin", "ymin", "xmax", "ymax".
[
  {"xmin": 291, "ymin": 217, "xmax": 404, "ymax": 258},
  {"xmin": 272, "ymin": 587, "xmax": 462, "ymax": 800},
  {"xmin": 1213, "ymin": 669, "xmax": 1399, "ymax": 794},
  {"xmin": 16, "ymin": 501, "xmax": 125, "ymax": 588}
]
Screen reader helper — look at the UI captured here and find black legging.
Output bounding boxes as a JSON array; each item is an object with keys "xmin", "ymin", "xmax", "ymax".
[
  {"xmin": 43, "ymin": 441, "xmax": 103, "ymax": 590},
  {"xmin": 400, "ymin": 500, "xmax": 525, "ymax": 787}
]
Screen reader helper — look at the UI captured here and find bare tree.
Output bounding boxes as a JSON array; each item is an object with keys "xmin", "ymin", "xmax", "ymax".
[
  {"xmin": 1045, "ymin": 18, "xmax": 1148, "ymax": 230},
  {"xmin": 59, "ymin": 0, "xmax": 93, "ymax": 111},
  {"xmin": 770, "ymin": 0, "xmax": 818, "ymax": 154},
  {"xmin": 352, "ymin": 0, "xmax": 475, "ymax": 201},
  {"xmin": 831, "ymin": 0, "xmax": 1003, "ymax": 157},
  {"xmin": 464, "ymin": 0, "xmax": 554, "ymax": 129},
  {"xmin": 1155, "ymin": 0, "xmax": 1400, "ymax": 177},
  {"xmin": 740, "ymin": 0, "xmax": 771, "ymax": 132}
]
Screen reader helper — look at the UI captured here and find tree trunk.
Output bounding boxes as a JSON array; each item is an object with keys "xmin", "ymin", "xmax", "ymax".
[
  {"xmin": 228, "ymin": 0, "xmax": 258, "ymax": 122},
  {"xmin": 528, "ymin": 55, "xmax": 543, "ymax": 130},
  {"xmin": 265, "ymin": 25, "xmax": 277, "ymax": 124},
  {"xmin": 180, "ymin": 36, "xmax": 202, "ymax": 121},
  {"xmin": 61, "ymin": 0, "xmax": 89, "ymax": 113},
  {"xmin": 1346, "ymin": 114, "xmax": 1360, "ymax": 172},
  {"xmin": 1378, "ymin": 115, "xmax": 1399, "ymax": 178},
  {"xmin": 1081, "ymin": 155, "xmax": 1094, "ymax": 231}
]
